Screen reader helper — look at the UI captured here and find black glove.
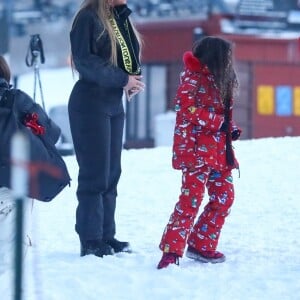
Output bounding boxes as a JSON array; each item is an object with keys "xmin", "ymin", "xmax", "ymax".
[
  {"xmin": 231, "ymin": 129, "xmax": 241, "ymax": 141},
  {"xmin": 220, "ymin": 121, "xmax": 229, "ymax": 132}
]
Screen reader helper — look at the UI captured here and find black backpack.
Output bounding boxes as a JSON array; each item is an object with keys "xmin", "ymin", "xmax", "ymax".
[{"xmin": 0, "ymin": 88, "xmax": 71, "ymax": 202}]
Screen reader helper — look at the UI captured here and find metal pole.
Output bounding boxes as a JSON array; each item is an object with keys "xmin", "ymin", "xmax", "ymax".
[
  {"xmin": 14, "ymin": 195, "xmax": 24, "ymax": 300},
  {"xmin": 145, "ymin": 66, "xmax": 151, "ymax": 140},
  {"xmin": 11, "ymin": 131, "xmax": 29, "ymax": 300},
  {"xmin": 4, "ymin": 0, "xmax": 13, "ymax": 26},
  {"xmin": 35, "ymin": 62, "xmax": 46, "ymax": 110},
  {"xmin": 2, "ymin": 0, "xmax": 13, "ymax": 55},
  {"xmin": 33, "ymin": 60, "xmax": 38, "ymax": 102}
]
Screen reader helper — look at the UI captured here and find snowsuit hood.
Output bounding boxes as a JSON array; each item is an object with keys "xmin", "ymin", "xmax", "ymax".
[{"xmin": 182, "ymin": 51, "xmax": 210, "ymax": 75}]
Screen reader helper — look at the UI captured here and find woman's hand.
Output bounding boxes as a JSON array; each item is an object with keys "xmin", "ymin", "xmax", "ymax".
[
  {"xmin": 124, "ymin": 75, "xmax": 145, "ymax": 101},
  {"xmin": 124, "ymin": 75, "xmax": 145, "ymax": 93}
]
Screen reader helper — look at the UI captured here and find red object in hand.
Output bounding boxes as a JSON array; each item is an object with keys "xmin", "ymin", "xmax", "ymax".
[{"xmin": 24, "ymin": 113, "xmax": 45, "ymax": 135}]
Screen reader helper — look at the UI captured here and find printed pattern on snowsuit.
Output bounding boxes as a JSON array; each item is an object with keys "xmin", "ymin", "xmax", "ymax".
[
  {"xmin": 159, "ymin": 166, "xmax": 234, "ymax": 256},
  {"xmin": 159, "ymin": 51, "xmax": 240, "ymax": 258},
  {"xmin": 171, "ymin": 52, "xmax": 240, "ymax": 171}
]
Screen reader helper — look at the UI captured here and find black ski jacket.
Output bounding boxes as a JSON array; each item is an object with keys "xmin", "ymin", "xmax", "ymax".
[
  {"xmin": 69, "ymin": 5, "xmax": 140, "ymax": 115},
  {"xmin": 0, "ymin": 78, "xmax": 70, "ymax": 201},
  {"xmin": 0, "ymin": 78, "xmax": 61, "ymax": 144}
]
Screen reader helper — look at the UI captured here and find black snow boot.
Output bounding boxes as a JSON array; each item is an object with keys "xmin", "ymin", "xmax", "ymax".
[
  {"xmin": 104, "ymin": 238, "xmax": 132, "ymax": 253},
  {"xmin": 80, "ymin": 239, "xmax": 114, "ymax": 257}
]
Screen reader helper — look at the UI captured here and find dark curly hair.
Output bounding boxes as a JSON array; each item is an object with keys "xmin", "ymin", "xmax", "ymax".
[
  {"xmin": 0, "ymin": 55, "xmax": 11, "ymax": 83},
  {"xmin": 192, "ymin": 36, "xmax": 238, "ymax": 104}
]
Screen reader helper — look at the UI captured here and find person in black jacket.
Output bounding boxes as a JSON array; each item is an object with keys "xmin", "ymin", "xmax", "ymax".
[
  {"xmin": 0, "ymin": 57, "xmax": 61, "ymax": 145},
  {"xmin": 0, "ymin": 55, "xmax": 71, "ymax": 262},
  {"xmin": 68, "ymin": 0, "xmax": 145, "ymax": 258},
  {"xmin": 0, "ymin": 55, "xmax": 68, "ymax": 198}
]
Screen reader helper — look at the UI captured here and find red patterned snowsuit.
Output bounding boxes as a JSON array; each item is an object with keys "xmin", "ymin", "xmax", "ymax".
[{"xmin": 159, "ymin": 51, "xmax": 241, "ymax": 257}]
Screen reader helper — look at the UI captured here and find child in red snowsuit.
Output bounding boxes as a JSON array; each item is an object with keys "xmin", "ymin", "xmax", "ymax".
[{"xmin": 157, "ymin": 36, "xmax": 241, "ymax": 269}]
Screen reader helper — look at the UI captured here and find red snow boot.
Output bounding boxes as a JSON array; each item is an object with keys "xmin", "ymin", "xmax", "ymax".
[
  {"xmin": 157, "ymin": 252, "xmax": 179, "ymax": 269},
  {"xmin": 186, "ymin": 246, "xmax": 225, "ymax": 263}
]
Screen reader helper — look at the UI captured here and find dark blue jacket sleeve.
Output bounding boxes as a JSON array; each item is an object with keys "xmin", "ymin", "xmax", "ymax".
[
  {"xmin": 14, "ymin": 89, "xmax": 61, "ymax": 144},
  {"xmin": 70, "ymin": 9, "xmax": 128, "ymax": 88}
]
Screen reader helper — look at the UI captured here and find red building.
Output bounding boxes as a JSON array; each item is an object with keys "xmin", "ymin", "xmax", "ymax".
[{"xmin": 127, "ymin": 13, "xmax": 300, "ymax": 146}]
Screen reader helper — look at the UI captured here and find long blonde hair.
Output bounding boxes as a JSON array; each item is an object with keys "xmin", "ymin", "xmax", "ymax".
[{"xmin": 72, "ymin": 0, "xmax": 142, "ymax": 67}]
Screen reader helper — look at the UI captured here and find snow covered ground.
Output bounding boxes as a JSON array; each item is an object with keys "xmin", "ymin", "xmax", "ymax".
[
  {"xmin": 0, "ymin": 136, "xmax": 299, "ymax": 300},
  {"xmin": 0, "ymin": 68, "xmax": 299, "ymax": 300}
]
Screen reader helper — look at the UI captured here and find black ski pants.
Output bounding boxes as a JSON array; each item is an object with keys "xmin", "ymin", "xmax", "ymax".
[{"xmin": 69, "ymin": 108, "xmax": 124, "ymax": 242}]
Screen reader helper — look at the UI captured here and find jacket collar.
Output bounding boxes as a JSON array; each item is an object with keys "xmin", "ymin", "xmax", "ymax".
[{"xmin": 113, "ymin": 4, "xmax": 132, "ymax": 21}]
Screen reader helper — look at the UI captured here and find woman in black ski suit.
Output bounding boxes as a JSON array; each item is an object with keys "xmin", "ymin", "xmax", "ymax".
[{"xmin": 68, "ymin": 0, "xmax": 144, "ymax": 258}]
